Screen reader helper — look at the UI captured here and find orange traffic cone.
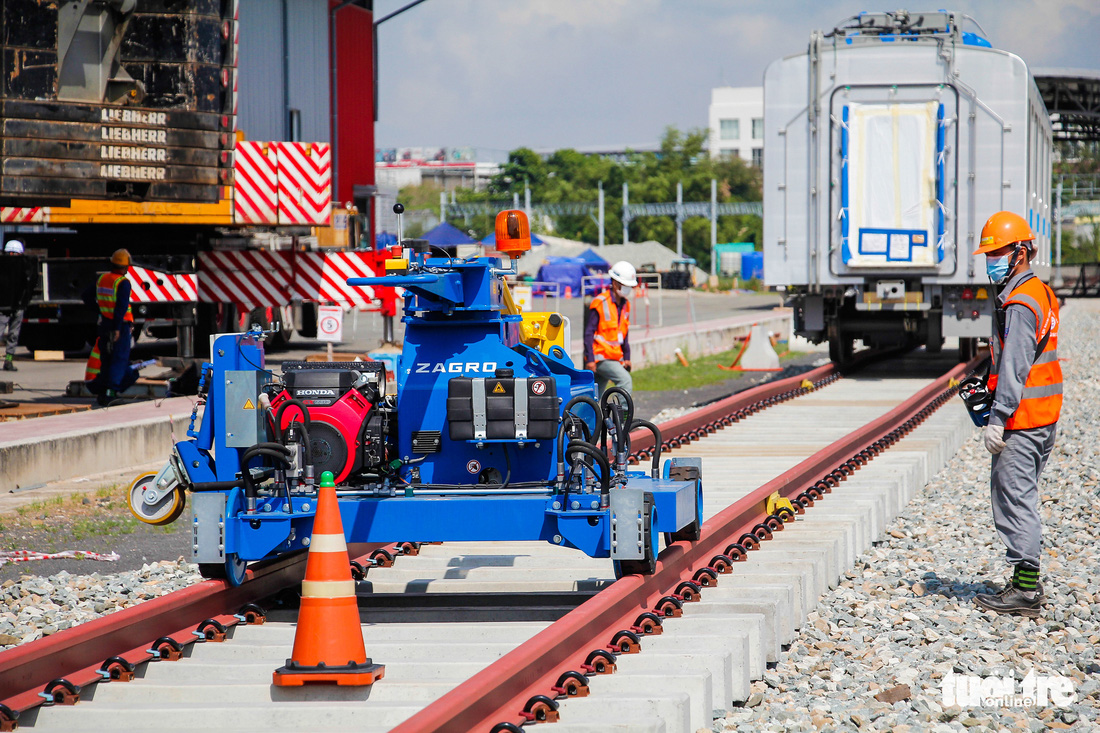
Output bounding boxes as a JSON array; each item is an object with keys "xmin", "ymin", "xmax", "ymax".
[{"xmin": 273, "ymin": 471, "xmax": 384, "ymax": 687}]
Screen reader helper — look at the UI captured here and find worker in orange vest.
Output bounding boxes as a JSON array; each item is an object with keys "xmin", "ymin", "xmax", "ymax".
[
  {"xmin": 584, "ymin": 261, "xmax": 636, "ymax": 395},
  {"xmin": 971, "ymin": 211, "xmax": 1061, "ymax": 618},
  {"xmin": 84, "ymin": 249, "xmax": 140, "ymax": 406}
]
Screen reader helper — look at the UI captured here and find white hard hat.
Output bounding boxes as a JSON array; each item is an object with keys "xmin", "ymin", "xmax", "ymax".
[
  {"xmin": 4, "ymin": 239, "xmax": 24, "ymax": 254},
  {"xmin": 609, "ymin": 260, "xmax": 638, "ymax": 287}
]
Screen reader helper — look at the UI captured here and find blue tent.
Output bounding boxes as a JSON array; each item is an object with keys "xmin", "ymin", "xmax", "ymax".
[
  {"xmin": 576, "ymin": 248, "xmax": 610, "ymax": 271},
  {"xmin": 480, "ymin": 231, "xmax": 545, "ymax": 247},
  {"xmin": 535, "ymin": 255, "xmax": 608, "ymax": 297},
  {"xmin": 422, "ymin": 221, "xmax": 476, "ymax": 246}
]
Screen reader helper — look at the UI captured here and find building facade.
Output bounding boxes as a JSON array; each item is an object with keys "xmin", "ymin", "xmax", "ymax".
[{"xmin": 708, "ymin": 86, "xmax": 764, "ymax": 166}]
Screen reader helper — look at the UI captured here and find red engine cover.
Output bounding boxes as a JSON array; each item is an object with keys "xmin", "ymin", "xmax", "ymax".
[{"xmin": 271, "ymin": 387, "xmax": 372, "ymax": 483}]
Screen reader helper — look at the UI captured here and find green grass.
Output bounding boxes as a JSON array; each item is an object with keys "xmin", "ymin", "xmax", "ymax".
[
  {"xmin": 70, "ymin": 516, "xmax": 138, "ymax": 542},
  {"xmin": 632, "ymin": 346, "xmax": 804, "ymax": 392}
]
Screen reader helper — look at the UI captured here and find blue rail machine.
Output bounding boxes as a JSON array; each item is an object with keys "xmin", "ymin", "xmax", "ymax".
[{"xmin": 128, "ymin": 209, "xmax": 703, "ymax": 585}]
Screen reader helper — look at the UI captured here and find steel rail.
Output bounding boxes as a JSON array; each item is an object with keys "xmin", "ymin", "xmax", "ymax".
[
  {"xmin": 0, "ymin": 349, "xmax": 937, "ymax": 731},
  {"xmin": 391, "ymin": 358, "xmax": 976, "ymax": 732},
  {"xmin": 627, "ymin": 346, "xmax": 892, "ymax": 459},
  {"xmin": 0, "ymin": 355, "xmax": 843, "ymax": 729},
  {"xmin": 0, "ymin": 542, "xmax": 398, "ymax": 730}
]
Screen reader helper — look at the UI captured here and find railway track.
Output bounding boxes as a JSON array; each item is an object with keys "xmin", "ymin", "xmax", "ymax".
[{"xmin": 0, "ymin": 351, "xmax": 977, "ymax": 733}]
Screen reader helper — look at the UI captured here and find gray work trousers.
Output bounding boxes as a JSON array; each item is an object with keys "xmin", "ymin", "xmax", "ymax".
[
  {"xmin": 595, "ymin": 359, "xmax": 632, "ymax": 397},
  {"xmin": 990, "ymin": 423, "xmax": 1057, "ymax": 569},
  {"xmin": 0, "ymin": 310, "xmax": 21, "ymax": 357}
]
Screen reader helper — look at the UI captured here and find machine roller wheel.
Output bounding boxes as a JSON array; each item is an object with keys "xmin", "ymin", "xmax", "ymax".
[
  {"xmin": 198, "ymin": 554, "xmax": 248, "ymax": 586},
  {"xmin": 127, "ymin": 473, "xmax": 185, "ymax": 526}
]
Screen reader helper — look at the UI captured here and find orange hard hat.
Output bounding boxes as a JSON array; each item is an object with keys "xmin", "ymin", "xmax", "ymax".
[
  {"xmin": 974, "ymin": 211, "xmax": 1035, "ymax": 255},
  {"xmin": 110, "ymin": 248, "xmax": 132, "ymax": 267}
]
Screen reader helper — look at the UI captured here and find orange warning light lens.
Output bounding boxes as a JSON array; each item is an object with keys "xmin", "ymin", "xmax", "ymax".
[{"xmin": 495, "ymin": 209, "xmax": 531, "ymax": 259}]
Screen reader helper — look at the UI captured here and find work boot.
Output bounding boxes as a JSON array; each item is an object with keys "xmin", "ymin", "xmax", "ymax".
[
  {"xmin": 974, "ymin": 584, "xmax": 1042, "ymax": 618},
  {"xmin": 2, "ymin": 356, "xmax": 15, "ymax": 372}
]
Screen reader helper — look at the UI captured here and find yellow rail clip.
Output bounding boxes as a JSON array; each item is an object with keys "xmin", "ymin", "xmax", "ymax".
[{"xmin": 766, "ymin": 492, "xmax": 796, "ymax": 521}]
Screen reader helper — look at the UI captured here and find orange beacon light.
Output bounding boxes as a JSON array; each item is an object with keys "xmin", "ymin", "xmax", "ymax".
[{"xmin": 494, "ymin": 210, "xmax": 532, "ymax": 259}]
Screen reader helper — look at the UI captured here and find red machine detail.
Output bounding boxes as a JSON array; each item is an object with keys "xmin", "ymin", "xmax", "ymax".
[{"xmin": 270, "ymin": 384, "xmax": 373, "ymax": 484}]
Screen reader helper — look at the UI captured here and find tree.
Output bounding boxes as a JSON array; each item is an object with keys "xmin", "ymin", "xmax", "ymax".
[{"xmin": 479, "ymin": 126, "xmax": 763, "ymax": 269}]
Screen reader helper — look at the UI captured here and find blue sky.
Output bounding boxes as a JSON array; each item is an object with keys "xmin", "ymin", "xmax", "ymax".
[{"xmin": 373, "ymin": 1, "xmax": 1100, "ymax": 153}]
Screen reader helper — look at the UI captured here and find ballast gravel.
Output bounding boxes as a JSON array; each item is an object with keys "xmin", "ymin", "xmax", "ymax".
[
  {"xmin": 0, "ymin": 561, "xmax": 200, "ymax": 649},
  {"xmin": 717, "ymin": 301, "xmax": 1100, "ymax": 731}
]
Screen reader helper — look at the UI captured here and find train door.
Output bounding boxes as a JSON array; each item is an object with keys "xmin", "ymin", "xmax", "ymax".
[{"xmin": 831, "ymin": 85, "xmax": 960, "ymax": 276}]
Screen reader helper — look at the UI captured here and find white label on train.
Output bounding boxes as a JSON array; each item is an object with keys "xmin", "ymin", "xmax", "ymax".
[{"xmin": 414, "ymin": 362, "xmax": 498, "ymax": 374}]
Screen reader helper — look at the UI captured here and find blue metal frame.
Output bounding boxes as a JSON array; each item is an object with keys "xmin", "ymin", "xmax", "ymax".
[
  {"xmin": 167, "ymin": 255, "xmax": 702, "ymax": 579},
  {"xmin": 936, "ymin": 103, "xmax": 946, "ymax": 262},
  {"xmin": 840, "ymin": 105, "xmax": 851, "ymax": 263}
]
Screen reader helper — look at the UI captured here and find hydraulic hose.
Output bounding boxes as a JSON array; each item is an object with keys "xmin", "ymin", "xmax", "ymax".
[
  {"xmin": 274, "ymin": 399, "xmax": 312, "ymax": 442},
  {"xmin": 630, "ymin": 418, "xmax": 662, "ymax": 477},
  {"xmin": 239, "ymin": 445, "xmax": 292, "ymax": 503},
  {"xmin": 600, "ymin": 387, "xmax": 634, "ymax": 428},
  {"xmin": 287, "ymin": 419, "xmax": 313, "ymax": 464},
  {"xmin": 556, "ymin": 414, "xmax": 595, "ymax": 480},
  {"xmin": 602, "ymin": 401, "xmax": 628, "ymax": 458},
  {"xmin": 189, "ymin": 470, "xmax": 273, "ymax": 492},
  {"xmin": 565, "ymin": 440, "xmax": 611, "ymax": 495},
  {"xmin": 563, "ymin": 395, "xmax": 603, "ymax": 435}
]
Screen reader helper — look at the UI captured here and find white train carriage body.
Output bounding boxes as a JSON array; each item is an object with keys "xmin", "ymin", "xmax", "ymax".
[{"xmin": 763, "ymin": 11, "xmax": 1053, "ymax": 360}]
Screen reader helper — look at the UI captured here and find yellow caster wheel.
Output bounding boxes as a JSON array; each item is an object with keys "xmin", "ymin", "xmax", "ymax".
[{"xmin": 128, "ymin": 472, "xmax": 185, "ymax": 526}]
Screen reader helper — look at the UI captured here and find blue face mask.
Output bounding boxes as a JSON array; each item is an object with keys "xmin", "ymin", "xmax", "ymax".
[{"xmin": 986, "ymin": 255, "xmax": 1011, "ymax": 284}]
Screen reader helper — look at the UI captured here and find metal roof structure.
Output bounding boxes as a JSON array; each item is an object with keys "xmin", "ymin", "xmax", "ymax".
[{"xmin": 1034, "ymin": 68, "xmax": 1100, "ymax": 142}]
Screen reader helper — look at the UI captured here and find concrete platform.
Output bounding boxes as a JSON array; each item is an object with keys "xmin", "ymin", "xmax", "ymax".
[{"xmin": 0, "ymin": 397, "xmax": 193, "ymax": 491}]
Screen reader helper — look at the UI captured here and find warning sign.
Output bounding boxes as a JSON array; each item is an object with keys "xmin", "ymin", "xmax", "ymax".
[
  {"xmin": 466, "ymin": 460, "xmax": 481, "ymax": 474},
  {"xmin": 531, "ymin": 380, "xmax": 546, "ymax": 395},
  {"xmin": 492, "ymin": 382, "xmax": 505, "ymax": 394},
  {"xmin": 243, "ymin": 398, "xmax": 255, "ymax": 410},
  {"xmin": 317, "ymin": 305, "xmax": 344, "ymax": 343}
]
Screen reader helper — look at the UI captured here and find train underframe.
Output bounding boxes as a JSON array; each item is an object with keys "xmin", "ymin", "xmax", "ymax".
[{"xmin": 788, "ymin": 282, "xmax": 992, "ymax": 365}]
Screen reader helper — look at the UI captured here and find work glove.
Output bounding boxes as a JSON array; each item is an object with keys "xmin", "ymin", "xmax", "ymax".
[{"xmin": 983, "ymin": 424, "xmax": 1006, "ymax": 454}]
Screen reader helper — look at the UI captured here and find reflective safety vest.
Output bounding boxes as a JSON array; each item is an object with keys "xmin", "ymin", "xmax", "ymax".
[
  {"xmin": 988, "ymin": 275, "xmax": 1062, "ymax": 430},
  {"xmin": 589, "ymin": 290, "xmax": 630, "ymax": 362},
  {"xmin": 96, "ymin": 271, "xmax": 133, "ymax": 323}
]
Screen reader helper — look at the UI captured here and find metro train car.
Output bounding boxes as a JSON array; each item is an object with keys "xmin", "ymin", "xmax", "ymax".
[{"xmin": 762, "ymin": 10, "xmax": 1054, "ymax": 364}]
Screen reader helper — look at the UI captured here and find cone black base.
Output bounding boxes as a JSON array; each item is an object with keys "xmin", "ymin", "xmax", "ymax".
[{"xmin": 273, "ymin": 658, "xmax": 386, "ymax": 686}]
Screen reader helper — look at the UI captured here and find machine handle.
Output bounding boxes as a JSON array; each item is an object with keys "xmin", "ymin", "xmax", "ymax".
[{"xmin": 347, "ymin": 274, "xmax": 440, "ymax": 287}]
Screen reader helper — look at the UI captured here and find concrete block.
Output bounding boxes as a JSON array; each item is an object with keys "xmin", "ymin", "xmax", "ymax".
[
  {"xmin": 577, "ymin": 671, "xmax": 712, "ymax": 733},
  {"xmin": 554, "ymin": 692, "xmax": 691, "ymax": 733}
]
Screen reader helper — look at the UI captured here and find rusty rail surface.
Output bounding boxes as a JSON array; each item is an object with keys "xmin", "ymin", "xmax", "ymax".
[{"xmin": 0, "ymin": 542, "xmax": 398, "ymax": 730}]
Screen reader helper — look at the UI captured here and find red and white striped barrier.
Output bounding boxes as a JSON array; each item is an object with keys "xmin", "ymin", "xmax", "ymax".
[
  {"xmin": 276, "ymin": 142, "xmax": 332, "ymax": 226},
  {"xmin": 1, "ymin": 207, "xmax": 45, "ymax": 223},
  {"xmin": 198, "ymin": 250, "xmax": 293, "ymax": 307},
  {"xmin": 293, "ymin": 252, "xmax": 377, "ymax": 308},
  {"xmin": 233, "ymin": 141, "xmax": 279, "ymax": 224},
  {"xmin": 127, "ymin": 266, "xmax": 198, "ymax": 303}
]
